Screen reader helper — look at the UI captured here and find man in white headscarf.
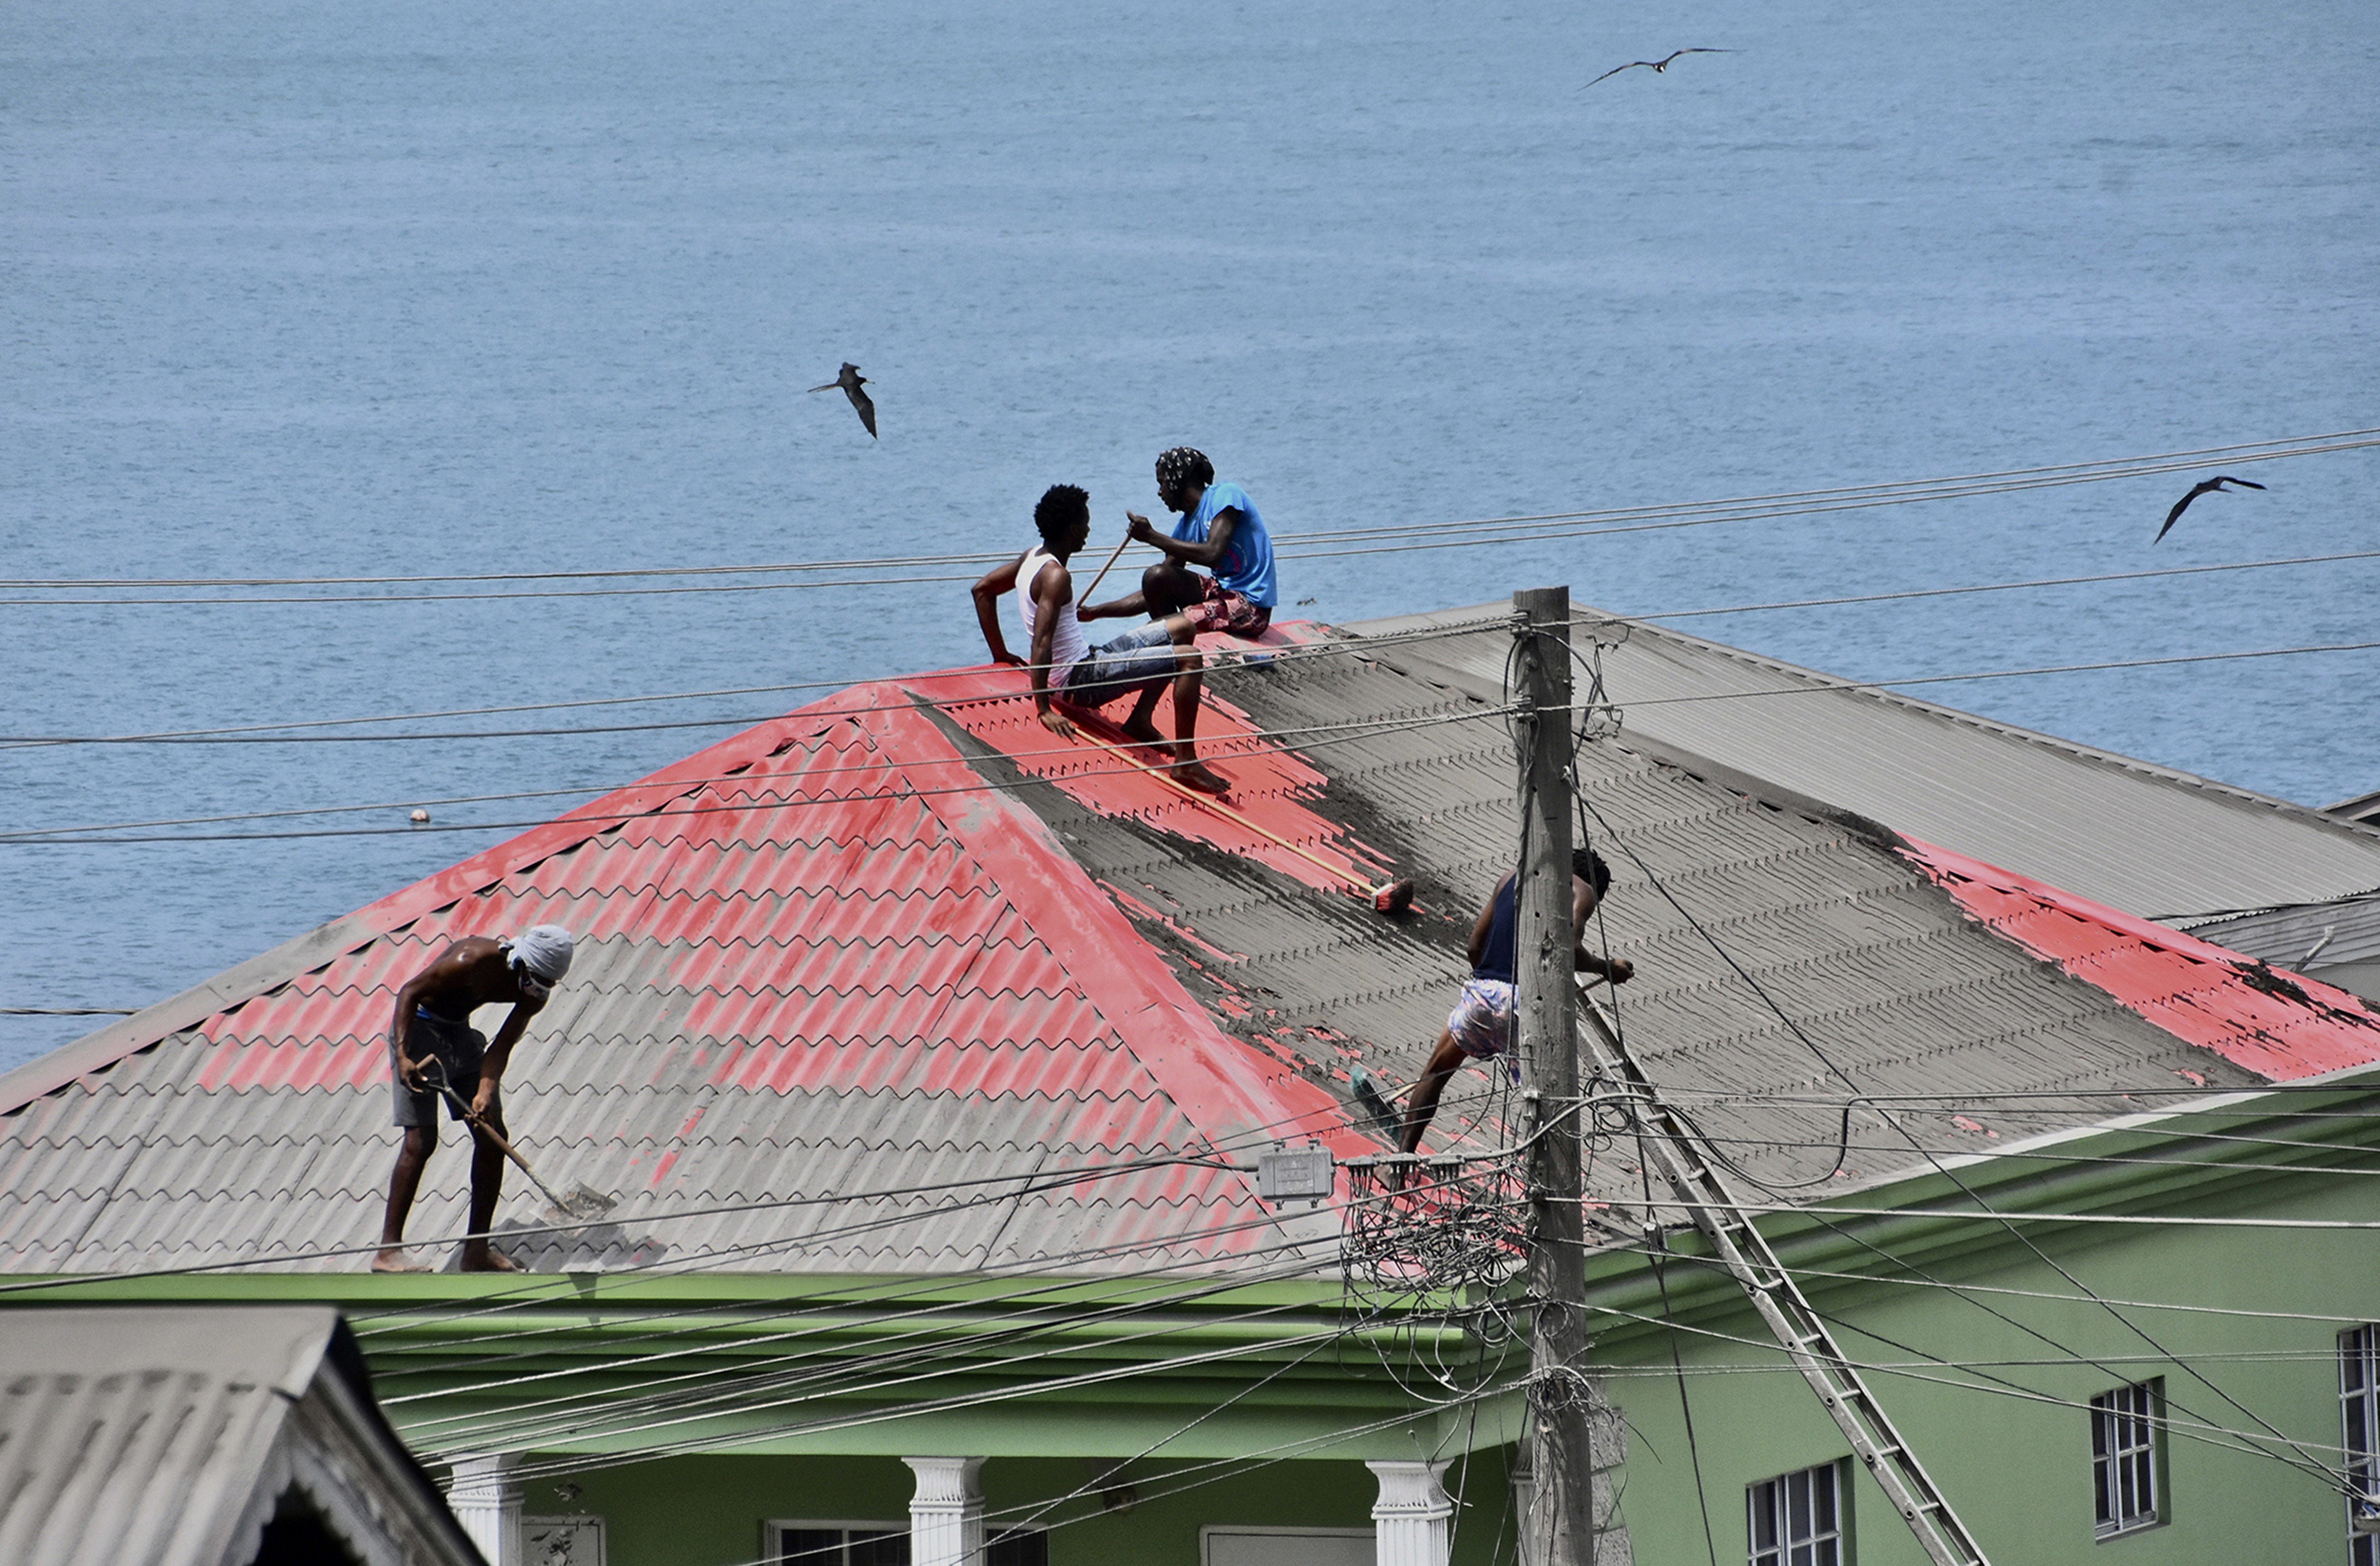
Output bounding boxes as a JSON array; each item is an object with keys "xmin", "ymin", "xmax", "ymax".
[{"xmin": 374, "ymin": 924, "xmax": 576, "ymax": 1272}]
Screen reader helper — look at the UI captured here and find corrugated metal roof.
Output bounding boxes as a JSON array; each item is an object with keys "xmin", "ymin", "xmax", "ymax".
[
  {"xmin": 1348, "ymin": 601, "xmax": 2380, "ymax": 922},
  {"xmin": 0, "ymin": 670, "xmax": 1369, "ymax": 1277},
  {"xmin": 0, "ymin": 1306, "xmax": 347, "ymax": 1566},
  {"xmin": 2187, "ymin": 892, "xmax": 2380, "ymax": 971},
  {"xmin": 6, "ymin": 618, "xmax": 2373, "ymax": 1273}
]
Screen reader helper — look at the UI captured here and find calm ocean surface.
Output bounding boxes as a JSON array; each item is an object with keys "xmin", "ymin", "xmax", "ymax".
[{"xmin": 5, "ymin": 0, "xmax": 2376, "ymax": 1071}]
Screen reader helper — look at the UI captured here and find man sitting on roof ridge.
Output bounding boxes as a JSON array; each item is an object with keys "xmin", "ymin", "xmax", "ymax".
[
  {"xmin": 374, "ymin": 925, "xmax": 575, "ymax": 1273},
  {"xmin": 971, "ymin": 483, "xmax": 1231, "ymax": 796},
  {"xmin": 1100, "ymin": 446, "xmax": 1279, "ymax": 643},
  {"xmin": 1397, "ymin": 849, "xmax": 1633, "ymax": 1156}
]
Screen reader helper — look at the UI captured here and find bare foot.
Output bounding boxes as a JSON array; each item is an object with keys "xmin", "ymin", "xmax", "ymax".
[
  {"xmin": 459, "ymin": 1246, "xmax": 526, "ymax": 1273},
  {"xmin": 1169, "ymin": 758, "xmax": 1230, "ymax": 796},
  {"xmin": 372, "ymin": 1246, "xmax": 432, "ymax": 1273},
  {"xmin": 1119, "ymin": 716, "xmax": 1165, "ymax": 749}
]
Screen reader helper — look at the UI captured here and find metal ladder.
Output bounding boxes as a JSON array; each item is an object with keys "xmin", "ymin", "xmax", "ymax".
[{"xmin": 1577, "ymin": 993, "xmax": 1991, "ymax": 1566}]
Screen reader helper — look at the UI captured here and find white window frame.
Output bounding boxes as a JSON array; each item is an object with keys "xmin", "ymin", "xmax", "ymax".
[
  {"xmin": 2343, "ymin": 1326, "xmax": 2380, "ymax": 1565},
  {"xmin": 763, "ymin": 1519, "xmax": 910, "ymax": 1566},
  {"xmin": 1746, "ymin": 1460, "xmax": 1845, "ymax": 1566},
  {"xmin": 2090, "ymin": 1379, "xmax": 2165, "ymax": 1538}
]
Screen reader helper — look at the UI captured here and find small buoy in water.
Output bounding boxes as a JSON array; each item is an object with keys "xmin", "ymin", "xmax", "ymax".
[{"xmin": 410, "ymin": 808, "xmax": 431, "ymax": 824}]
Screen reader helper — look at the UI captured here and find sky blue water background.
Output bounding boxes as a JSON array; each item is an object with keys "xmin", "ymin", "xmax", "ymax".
[{"xmin": 5, "ymin": 0, "xmax": 2376, "ymax": 1071}]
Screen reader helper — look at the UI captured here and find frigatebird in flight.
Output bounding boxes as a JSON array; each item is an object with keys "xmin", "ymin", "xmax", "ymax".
[
  {"xmin": 2155, "ymin": 475, "xmax": 2264, "ymax": 542},
  {"xmin": 808, "ymin": 362, "xmax": 877, "ymax": 439},
  {"xmin": 1586, "ymin": 48, "xmax": 1734, "ymax": 87}
]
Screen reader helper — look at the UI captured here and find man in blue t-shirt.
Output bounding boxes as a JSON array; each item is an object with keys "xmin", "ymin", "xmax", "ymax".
[{"xmin": 1115, "ymin": 446, "xmax": 1280, "ymax": 639}]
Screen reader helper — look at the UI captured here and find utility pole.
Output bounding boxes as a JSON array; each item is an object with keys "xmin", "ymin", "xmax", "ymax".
[{"xmin": 1513, "ymin": 586, "xmax": 1594, "ymax": 1566}]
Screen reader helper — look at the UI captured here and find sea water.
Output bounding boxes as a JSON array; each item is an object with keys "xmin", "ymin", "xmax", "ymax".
[{"xmin": 3, "ymin": 0, "xmax": 2376, "ymax": 1067}]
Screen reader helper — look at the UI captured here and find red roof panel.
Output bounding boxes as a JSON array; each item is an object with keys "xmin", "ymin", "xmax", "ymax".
[{"xmin": 1901, "ymin": 837, "xmax": 2380, "ymax": 1081}]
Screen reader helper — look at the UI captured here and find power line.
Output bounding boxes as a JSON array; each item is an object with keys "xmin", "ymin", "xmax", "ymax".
[
  {"xmin": 0, "ymin": 702, "xmax": 1514, "ymax": 845},
  {"xmin": 8, "ymin": 635, "xmax": 2374, "ymax": 850},
  {"xmin": 1636, "ymin": 547, "xmax": 2380, "ymax": 623},
  {"xmin": 9, "ymin": 426, "xmax": 2372, "ymax": 599},
  {"xmin": 0, "ymin": 613, "xmax": 1501, "ymax": 750}
]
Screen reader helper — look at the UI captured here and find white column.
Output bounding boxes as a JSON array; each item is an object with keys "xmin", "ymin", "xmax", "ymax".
[
  {"xmin": 1368, "ymin": 1460, "xmax": 1454, "ymax": 1566},
  {"xmin": 903, "ymin": 1456, "xmax": 985, "ymax": 1566},
  {"xmin": 447, "ymin": 1452, "xmax": 523, "ymax": 1566}
]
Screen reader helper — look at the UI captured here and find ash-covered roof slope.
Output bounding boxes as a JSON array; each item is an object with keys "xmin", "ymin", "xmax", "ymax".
[
  {"xmin": 8, "ymin": 619, "xmax": 2379, "ymax": 1273},
  {"xmin": 1039, "ymin": 629, "xmax": 2380, "ymax": 1200},
  {"xmin": 1348, "ymin": 602, "xmax": 2380, "ymax": 924}
]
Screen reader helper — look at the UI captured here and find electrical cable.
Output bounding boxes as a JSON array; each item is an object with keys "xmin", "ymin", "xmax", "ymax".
[
  {"xmin": 0, "ymin": 612, "xmax": 1502, "ymax": 751},
  {"xmin": 1638, "ymin": 547, "xmax": 2380, "ymax": 623},
  {"xmin": 11, "ymin": 426, "xmax": 2372, "ymax": 600},
  {"xmin": 0, "ymin": 701, "xmax": 1517, "ymax": 846}
]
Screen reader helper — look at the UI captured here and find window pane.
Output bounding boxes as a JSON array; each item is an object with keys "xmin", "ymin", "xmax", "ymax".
[
  {"xmin": 1814, "ymin": 1468, "xmax": 1835, "ymax": 1533},
  {"xmin": 848, "ymin": 1530, "xmax": 910, "ymax": 1566},
  {"xmin": 779, "ymin": 1531, "xmax": 843, "ymax": 1566},
  {"xmin": 987, "ymin": 1529, "xmax": 1048, "ymax": 1566}
]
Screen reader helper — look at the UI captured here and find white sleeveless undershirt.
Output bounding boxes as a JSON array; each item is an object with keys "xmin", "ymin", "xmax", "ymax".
[{"xmin": 1016, "ymin": 547, "xmax": 1090, "ymax": 684}]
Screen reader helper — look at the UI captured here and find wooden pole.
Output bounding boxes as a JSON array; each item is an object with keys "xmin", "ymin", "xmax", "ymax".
[
  {"xmin": 1513, "ymin": 585, "xmax": 1594, "ymax": 1566},
  {"xmin": 1079, "ymin": 530, "xmax": 1135, "ymax": 604}
]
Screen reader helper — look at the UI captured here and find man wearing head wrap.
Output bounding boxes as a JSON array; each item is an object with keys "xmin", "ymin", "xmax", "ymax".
[
  {"xmin": 374, "ymin": 924, "xmax": 576, "ymax": 1272},
  {"xmin": 1118, "ymin": 447, "xmax": 1280, "ymax": 640}
]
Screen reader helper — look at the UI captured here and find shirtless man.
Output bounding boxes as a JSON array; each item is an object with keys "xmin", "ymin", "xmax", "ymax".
[
  {"xmin": 1399, "ymin": 850, "xmax": 1633, "ymax": 1155},
  {"xmin": 374, "ymin": 925, "xmax": 575, "ymax": 1272},
  {"xmin": 971, "ymin": 483, "xmax": 1230, "ymax": 795}
]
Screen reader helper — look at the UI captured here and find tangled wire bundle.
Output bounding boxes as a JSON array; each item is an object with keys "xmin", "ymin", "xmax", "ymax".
[{"xmin": 1341, "ymin": 1154, "xmax": 1528, "ymax": 1290}]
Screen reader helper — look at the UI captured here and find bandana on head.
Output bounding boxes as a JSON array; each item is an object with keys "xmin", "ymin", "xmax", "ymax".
[
  {"xmin": 1155, "ymin": 446, "xmax": 1213, "ymax": 501},
  {"xmin": 501, "ymin": 925, "xmax": 576, "ymax": 983}
]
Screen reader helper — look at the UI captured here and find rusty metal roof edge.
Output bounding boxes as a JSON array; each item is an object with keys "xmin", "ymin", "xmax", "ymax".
[{"xmin": 1346, "ymin": 599, "xmax": 2380, "ymax": 848}]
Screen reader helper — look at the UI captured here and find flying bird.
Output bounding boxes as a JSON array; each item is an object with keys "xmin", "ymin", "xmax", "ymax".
[
  {"xmin": 2154, "ymin": 475, "xmax": 2264, "ymax": 542},
  {"xmin": 1586, "ymin": 48, "xmax": 1735, "ymax": 87},
  {"xmin": 808, "ymin": 362, "xmax": 877, "ymax": 439}
]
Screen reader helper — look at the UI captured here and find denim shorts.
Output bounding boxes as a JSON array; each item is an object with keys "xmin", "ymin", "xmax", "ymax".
[{"xmin": 1060, "ymin": 621, "xmax": 1180, "ymax": 707}]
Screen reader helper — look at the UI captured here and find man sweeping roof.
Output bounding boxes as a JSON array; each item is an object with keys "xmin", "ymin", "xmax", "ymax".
[{"xmin": 374, "ymin": 925, "xmax": 575, "ymax": 1272}]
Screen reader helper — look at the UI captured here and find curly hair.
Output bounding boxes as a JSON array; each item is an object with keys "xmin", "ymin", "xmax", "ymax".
[{"xmin": 1033, "ymin": 483, "xmax": 1090, "ymax": 547}]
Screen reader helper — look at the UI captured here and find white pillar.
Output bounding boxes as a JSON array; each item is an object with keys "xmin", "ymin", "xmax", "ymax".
[
  {"xmin": 1368, "ymin": 1460, "xmax": 1454, "ymax": 1566},
  {"xmin": 903, "ymin": 1456, "xmax": 985, "ymax": 1566},
  {"xmin": 447, "ymin": 1452, "xmax": 523, "ymax": 1566}
]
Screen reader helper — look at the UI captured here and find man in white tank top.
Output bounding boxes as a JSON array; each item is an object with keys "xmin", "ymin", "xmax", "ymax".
[{"xmin": 971, "ymin": 484, "xmax": 1230, "ymax": 795}]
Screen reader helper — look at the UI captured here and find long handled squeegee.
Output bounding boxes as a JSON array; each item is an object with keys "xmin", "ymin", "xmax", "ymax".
[
  {"xmin": 1073, "ymin": 729, "xmax": 1415, "ymax": 913},
  {"xmin": 426, "ymin": 1067, "xmax": 616, "ymax": 1222}
]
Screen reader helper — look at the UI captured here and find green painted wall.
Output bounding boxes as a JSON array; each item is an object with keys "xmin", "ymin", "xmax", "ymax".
[
  {"xmin": 1595, "ymin": 1172, "xmax": 2380, "ymax": 1565},
  {"xmin": 543, "ymin": 1448, "xmax": 1517, "ymax": 1565}
]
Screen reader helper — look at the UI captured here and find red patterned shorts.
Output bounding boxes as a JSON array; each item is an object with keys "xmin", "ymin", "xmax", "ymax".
[{"xmin": 1180, "ymin": 578, "xmax": 1273, "ymax": 638}]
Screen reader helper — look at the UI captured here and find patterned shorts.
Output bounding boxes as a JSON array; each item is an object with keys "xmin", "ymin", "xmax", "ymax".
[
  {"xmin": 1446, "ymin": 977, "xmax": 1516, "ymax": 1059},
  {"xmin": 1180, "ymin": 578, "xmax": 1274, "ymax": 639}
]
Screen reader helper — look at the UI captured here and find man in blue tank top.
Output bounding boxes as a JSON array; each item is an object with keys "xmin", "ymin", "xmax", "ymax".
[
  {"xmin": 1112, "ymin": 446, "xmax": 1281, "ymax": 639},
  {"xmin": 1397, "ymin": 848, "xmax": 1634, "ymax": 1155}
]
